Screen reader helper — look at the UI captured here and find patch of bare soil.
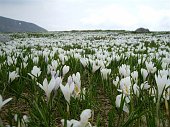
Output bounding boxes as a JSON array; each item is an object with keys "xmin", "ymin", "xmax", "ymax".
[{"xmin": 96, "ymin": 88, "xmax": 112, "ymax": 127}]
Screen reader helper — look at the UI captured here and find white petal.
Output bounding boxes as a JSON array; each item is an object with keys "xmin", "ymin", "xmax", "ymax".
[
  {"xmin": 48, "ymin": 76, "xmax": 55, "ymax": 93},
  {"xmin": 55, "ymin": 77, "xmax": 62, "ymax": 90},
  {"xmin": 43, "ymin": 78, "xmax": 48, "ymax": 90},
  {"xmin": 70, "ymin": 119, "xmax": 80, "ymax": 127},
  {"xmin": 61, "ymin": 119, "xmax": 73, "ymax": 127},
  {"xmin": 80, "ymin": 109, "xmax": 91, "ymax": 123},
  {"xmin": 38, "ymin": 82, "xmax": 44, "ymax": 91},
  {"xmin": 70, "ymin": 82, "xmax": 75, "ymax": 94},
  {"xmin": 60, "ymin": 84, "xmax": 70, "ymax": 103},
  {"xmin": 0, "ymin": 95, "xmax": 2, "ymax": 104},
  {"xmin": 115, "ymin": 94, "xmax": 122, "ymax": 108},
  {"xmin": 123, "ymin": 104, "xmax": 129, "ymax": 113},
  {"xmin": 2, "ymin": 98, "xmax": 12, "ymax": 107}
]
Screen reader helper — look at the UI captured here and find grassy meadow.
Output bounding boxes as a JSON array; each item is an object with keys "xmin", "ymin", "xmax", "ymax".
[{"xmin": 0, "ymin": 31, "xmax": 170, "ymax": 127}]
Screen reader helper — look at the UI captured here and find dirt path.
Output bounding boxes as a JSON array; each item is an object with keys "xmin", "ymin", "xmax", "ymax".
[{"xmin": 96, "ymin": 87, "xmax": 112, "ymax": 127}]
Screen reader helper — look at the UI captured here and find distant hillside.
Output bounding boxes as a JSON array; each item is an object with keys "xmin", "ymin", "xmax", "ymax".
[{"xmin": 0, "ymin": 16, "xmax": 47, "ymax": 32}]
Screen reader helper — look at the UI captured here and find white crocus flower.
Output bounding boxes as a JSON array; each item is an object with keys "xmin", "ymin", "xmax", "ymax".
[
  {"xmin": 14, "ymin": 114, "xmax": 29, "ymax": 127},
  {"xmin": 161, "ymin": 62, "xmax": 168, "ymax": 69},
  {"xmin": 141, "ymin": 68, "xmax": 148, "ymax": 81},
  {"xmin": 140, "ymin": 81, "xmax": 150, "ymax": 90},
  {"xmin": 51, "ymin": 70, "xmax": 56, "ymax": 77},
  {"xmin": 119, "ymin": 76, "xmax": 132, "ymax": 96},
  {"xmin": 38, "ymin": 77, "xmax": 56, "ymax": 100},
  {"xmin": 145, "ymin": 61, "xmax": 157, "ymax": 73},
  {"xmin": 23, "ymin": 62, "xmax": 28, "ymax": 68},
  {"xmin": 100, "ymin": 68, "xmax": 111, "ymax": 80},
  {"xmin": 59, "ymin": 54, "xmax": 65, "ymax": 65},
  {"xmin": 23, "ymin": 56, "xmax": 28, "ymax": 63},
  {"xmin": 28, "ymin": 66, "xmax": 41, "ymax": 79},
  {"xmin": 22, "ymin": 115, "xmax": 29, "ymax": 123},
  {"xmin": 138, "ymin": 59, "xmax": 142, "ymax": 64},
  {"xmin": 72, "ymin": 72, "xmax": 81, "ymax": 87},
  {"xmin": 155, "ymin": 74, "xmax": 170, "ymax": 98},
  {"xmin": 116, "ymin": 94, "xmax": 129, "ymax": 113},
  {"xmin": 54, "ymin": 77, "xmax": 62, "ymax": 91},
  {"xmin": 60, "ymin": 82, "xmax": 74, "ymax": 104},
  {"xmin": 92, "ymin": 63, "xmax": 100, "ymax": 73},
  {"xmin": 72, "ymin": 72, "xmax": 81, "ymax": 98},
  {"xmin": 163, "ymin": 88, "xmax": 170, "ymax": 100},
  {"xmin": 131, "ymin": 71, "xmax": 138, "ymax": 83},
  {"xmin": 61, "ymin": 109, "xmax": 94, "ymax": 127},
  {"xmin": 7, "ymin": 56, "xmax": 13, "ymax": 66},
  {"xmin": 8, "ymin": 71, "xmax": 19, "ymax": 82},
  {"xmin": 47, "ymin": 64, "xmax": 51, "ymax": 74},
  {"xmin": 51, "ymin": 60, "xmax": 58, "ymax": 70},
  {"xmin": 149, "ymin": 87, "xmax": 157, "ymax": 101},
  {"xmin": 133, "ymin": 83, "xmax": 139, "ymax": 96},
  {"xmin": 80, "ymin": 58, "xmax": 88, "ymax": 67},
  {"xmin": 158, "ymin": 69, "xmax": 169, "ymax": 77},
  {"xmin": 113, "ymin": 76, "xmax": 119, "ymax": 87},
  {"xmin": 62, "ymin": 65, "xmax": 70, "ymax": 76},
  {"xmin": 33, "ymin": 56, "xmax": 39, "ymax": 64},
  {"xmin": 155, "ymin": 73, "xmax": 170, "ymax": 124},
  {"xmin": 98, "ymin": 60, "xmax": 105, "ymax": 69},
  {"xmin": 0, "ymin": 95, "xmax": 12, "ymax": 111},
  {"xmin": 80, "ymin": 109, "xmax": 92, "ymax": 126},
  {"xmin": 61, "ymin": 119, "xmax": 80, "ymax": 127},
  {"xmin": 119, "ymin": 64, "xmax": 130, "ymax": 77},
  {"xmin": 67, "ymin": 76, "xmax": 73, "ymax": 85}
]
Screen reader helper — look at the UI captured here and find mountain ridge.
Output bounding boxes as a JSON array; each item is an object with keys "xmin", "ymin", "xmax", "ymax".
[{"xmin": 0, "ymin": 16, "xmax": 47, "ymax": 32}]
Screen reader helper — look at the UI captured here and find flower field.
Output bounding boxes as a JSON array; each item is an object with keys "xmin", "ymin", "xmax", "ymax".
[{"xmin": 0, "ymin": 31, "xmax": 170, "ymax": 127}]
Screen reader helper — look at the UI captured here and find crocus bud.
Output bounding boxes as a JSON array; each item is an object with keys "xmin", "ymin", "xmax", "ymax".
[
  {"xmin": 9, "ymin": 71, "xmax": 19, "ymax": 82},
  {"xmin": 62, "ymin": 65, "xmax": 70, "ymax": 76}
]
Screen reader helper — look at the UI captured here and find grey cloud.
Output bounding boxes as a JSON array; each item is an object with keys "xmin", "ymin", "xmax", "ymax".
[
  {"xmin": 0, "ymin": 0, "xmax": 42, "ymax": 4},
  {"xmin": 159, "ymin": 17, "xmax": 170, "ymax": 30},
  {"xmin": 0, "ymin": 0, "xmax": 170, "ymax": 31}
]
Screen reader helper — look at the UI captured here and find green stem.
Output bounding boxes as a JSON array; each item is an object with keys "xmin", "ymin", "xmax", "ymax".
[
  {"xmin": 156, "ymin": 97, "xmax": 160, "ymax": 127},
  {"xmin": 67, "ymin": 103, "xmax": 70, "ymax": 117},
  {"xmin": 165, "ymin": 98, "xmax": 170, "ymax": 126},
  {"xmin": 0, "ymin": 117, "xmax": 4, "ymax": 127}
]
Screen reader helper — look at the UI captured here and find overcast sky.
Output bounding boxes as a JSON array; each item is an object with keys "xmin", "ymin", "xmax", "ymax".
[{"xmin": 0, "ymin": 0, "xmax": 170, "ymax": 31}]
